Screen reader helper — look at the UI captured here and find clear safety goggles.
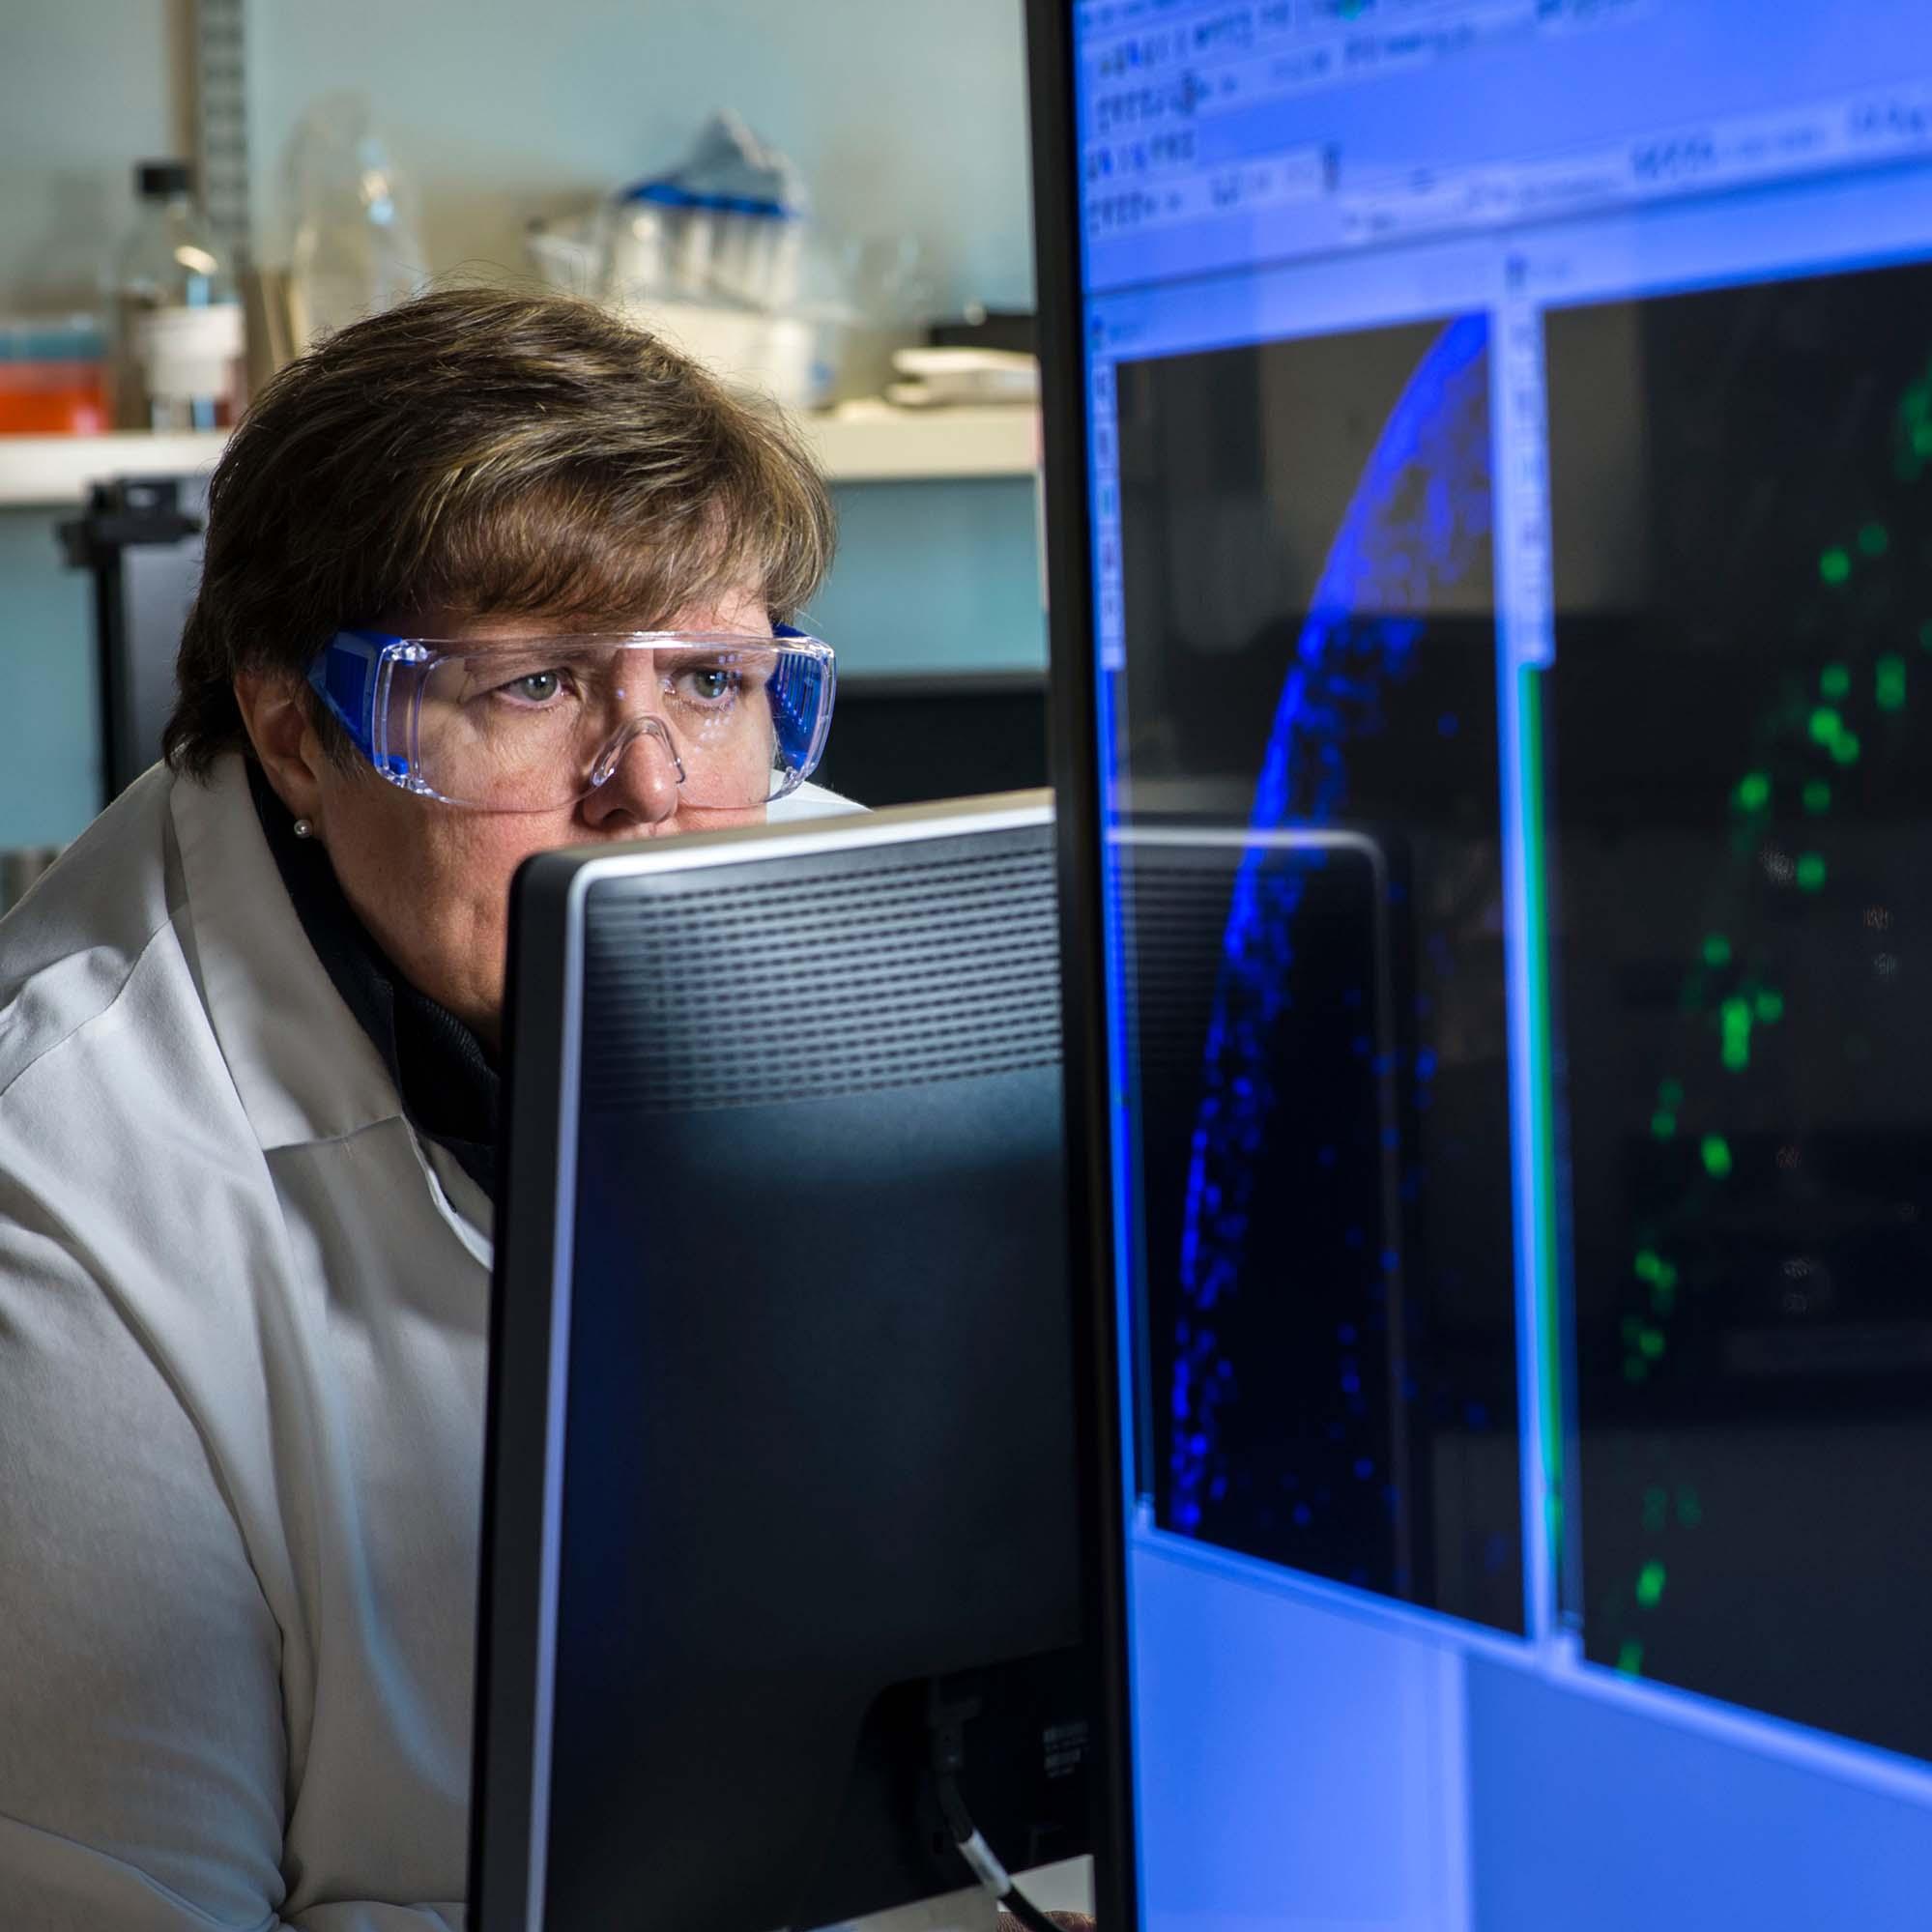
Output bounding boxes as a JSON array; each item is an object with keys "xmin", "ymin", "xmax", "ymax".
[{"xmin": 306, "ymin": 625, "xmax": 836, "ymax": 814}]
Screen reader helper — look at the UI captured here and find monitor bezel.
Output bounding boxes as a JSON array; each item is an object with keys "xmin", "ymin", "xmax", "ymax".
[{"xmin": 1023, "ymin": 4, "xmax": 1142, "ymax": 1931}]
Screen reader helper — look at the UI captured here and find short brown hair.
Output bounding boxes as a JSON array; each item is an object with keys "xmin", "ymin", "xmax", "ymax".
[{"xmin": 164, "ymin": 286, "xmax": 836, "ymax": 776}]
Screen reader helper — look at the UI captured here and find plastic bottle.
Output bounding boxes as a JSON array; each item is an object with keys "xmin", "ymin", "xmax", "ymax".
[
  {"xmin": 111, "ymin": 160, "xmax": 245, "ymax": 432},
  {"xmin": 285, "ymin": 95, "xmax": 423, "ymax": 349}
]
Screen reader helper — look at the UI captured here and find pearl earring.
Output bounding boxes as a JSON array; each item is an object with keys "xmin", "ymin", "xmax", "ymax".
[{"xmin": 293, "ymin": 818, "xmax": 315, "ymax": 840}]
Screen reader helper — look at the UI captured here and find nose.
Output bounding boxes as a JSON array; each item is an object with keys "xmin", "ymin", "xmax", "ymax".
[{"xmin": 577, "ymin": 715, "xmax": 685, "ymax": 830}]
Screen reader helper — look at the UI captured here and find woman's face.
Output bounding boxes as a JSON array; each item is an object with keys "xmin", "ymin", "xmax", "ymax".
[{"xmin": 241, "ymin": 587, "xmax": 773, "ymax": 1049}]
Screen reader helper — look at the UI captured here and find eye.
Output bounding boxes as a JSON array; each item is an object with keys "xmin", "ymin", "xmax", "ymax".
[
  {"xmin": 501, "ymin": 668, "xmax": 566, "ymax": 706},
  {"xmin": 678, "ymin": 664, "xmax": 741, "ymax": 705}
]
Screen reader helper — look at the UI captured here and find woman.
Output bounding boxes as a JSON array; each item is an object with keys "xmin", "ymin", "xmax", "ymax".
[{"xmin": 0, "ymin": 288, "xmax": 857, "ymax": 1929}]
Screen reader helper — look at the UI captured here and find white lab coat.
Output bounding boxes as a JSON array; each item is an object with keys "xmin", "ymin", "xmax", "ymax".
[{"xmin": 0, "ymin": 753, "xmax": 859, "ymax": 1931}]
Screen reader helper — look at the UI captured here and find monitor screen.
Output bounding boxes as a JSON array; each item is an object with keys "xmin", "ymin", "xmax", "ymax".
[{"xmin": 1054, "ymin": 2, "xmax": 1932, "ymax": 1924}]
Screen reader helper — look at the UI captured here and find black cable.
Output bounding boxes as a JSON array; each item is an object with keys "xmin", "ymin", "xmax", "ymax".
[{"xmin": 929, "ymin": 1690, "xmax": 1064, "ymax": 1932}]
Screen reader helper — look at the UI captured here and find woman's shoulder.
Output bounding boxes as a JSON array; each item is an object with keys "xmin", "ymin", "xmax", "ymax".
[{"xmin": 0, "ymin": 764, "xmax": 187, "ymax": 1105}]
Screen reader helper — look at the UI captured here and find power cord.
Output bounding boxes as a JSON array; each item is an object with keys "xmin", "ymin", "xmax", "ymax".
[{"xmin": 929, "ymin": 1687, "xmax": 1061, "ymax": 1932}]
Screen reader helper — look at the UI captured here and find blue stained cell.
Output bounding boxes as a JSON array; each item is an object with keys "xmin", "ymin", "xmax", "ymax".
[
  {"xmin": 1165, "ymin": 315, "xmax": 1493, "ymax": 1530},
  {"xmin": 1437, "ymin": 712, "xmax": 1459, "ymax": 736},
  {"xmin": 1401, "ymin": 1376, "xmax": 1419, "ymax": 1401},
  {"xmin": 1354, "ymin": 1457, "xmax": 1375, "ymax": 1480},
  {"xmin": 1341, "ymin": 1372, "xmax": 1362, "ymax": 1395},
  {"xmin": 1381, "ymin": 1128, "xmax": 1400, "ymax": 1150},
  {"xmin": 1381, "ymin": 1247, "xmax": 1399, "ymax": 1273},
  {"xmin": 1351, "ymin": 1033, "xmax": 1371, "ymax": 1056},
  {"xmin": 1415, "ymin": 1049, "xmax": 1438, "ymax": 1079},
  {"xmin": 1208, "ymin": 1476, "xmax": 1227, "ymax": 1502},
  {"xmin": 1292, "ymin": 1503, "xmax": 1313, "ymax": 1526}
]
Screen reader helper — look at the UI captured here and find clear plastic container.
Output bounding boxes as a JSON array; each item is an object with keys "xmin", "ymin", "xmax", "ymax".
[
  {"xmin": 0, "ymin": 317, "xmax": 106, "ymax": 434},
  {"xmin": 110, "ymin": 159, "xmax": 245, "ymax": 431},
  {"xmin": 284, "ymin": 94, "xmax": 424, "ymax": 348}
]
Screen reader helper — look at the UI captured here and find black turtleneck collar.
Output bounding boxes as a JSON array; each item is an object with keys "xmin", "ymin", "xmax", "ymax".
[{"xmin": 246, "ymin": 761, "xmax": 499, "ymax": 1200}]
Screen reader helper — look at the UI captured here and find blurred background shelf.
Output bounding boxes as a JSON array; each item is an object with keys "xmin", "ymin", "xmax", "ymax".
[
  {"xmin": 0, "ymin": 406, "xmax": 1039, "ymax": 508},
  {"xmin": 799, "ymin": 403, "xmax": 1038, "ymax": 481},
  {"xmin": 0, "ymin": 432, "xmax": 229, "ymax": 508}
]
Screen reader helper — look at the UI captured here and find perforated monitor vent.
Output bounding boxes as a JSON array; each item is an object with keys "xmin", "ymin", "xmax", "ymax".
[
  {"xmin": 580, "ymin": 835, "xmax": 1061, "ymax": 1113},
  {"xmin": 1114, "ymin": 844, "xmax": 1238, "ymax": 1082}
]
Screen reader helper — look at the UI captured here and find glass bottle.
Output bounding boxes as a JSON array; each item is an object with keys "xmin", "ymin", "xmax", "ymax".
[{"xmin": 111, "ymin": 160, "xmax": 245, "ymax": 432}]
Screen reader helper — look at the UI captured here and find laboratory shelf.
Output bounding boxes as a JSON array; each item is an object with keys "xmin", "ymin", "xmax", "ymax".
[
  {"xmin": 0, "ymin": 406, "xmax": 1039, "ymax": 509},
  {"xmin": 797, "ymin": 403, "xmax": 1040, "ymax": 481},
  {"xmin": 0, "ymin": 432, "xmax": 229, "ymax": 508}
]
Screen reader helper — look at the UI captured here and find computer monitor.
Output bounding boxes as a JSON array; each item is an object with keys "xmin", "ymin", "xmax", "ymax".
[
  {"xmin": 1028, "ymin": 0, "xmax": 1932, "ymax": 1926},
  {"xmin": 469, "ymin": 793, "xmax": 1091, "ymax": 1932}
]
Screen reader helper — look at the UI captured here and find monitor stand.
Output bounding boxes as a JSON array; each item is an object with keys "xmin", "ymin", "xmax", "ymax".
[{"xmin": 819, "ymin": 1883, "xmax": 1000, "ymax": 1932}]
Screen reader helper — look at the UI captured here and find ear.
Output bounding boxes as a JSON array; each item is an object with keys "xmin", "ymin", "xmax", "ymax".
[{"xmin": 234, "ymin": 670, "xmax": 328, "ymax": 827}]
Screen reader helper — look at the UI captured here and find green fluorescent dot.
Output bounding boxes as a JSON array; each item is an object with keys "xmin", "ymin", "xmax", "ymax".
[
  {"xmin": 1820, "ymin": 547, "xmax": 1852, "ymax": 585},
  {"xmin": 1658, "ymin": 1079, "xmax": 1684, "ymax": 1107},
  {"xmin": 1877, "ymin": 656, "xmax": 1907, "ymax": 712},
  {"xmin": 1721, "ymin": 1039, "xmax": 1750, "ymax": 1072},
  {"xmin": 1634, "ymin": 1248, "xmax": 1662, "ymax": 1283},
  {"xmin": 1736, "ymin": 770, "xmax": 1771, "ymax": 811},
  {"xmin": 1656, "ymin": 1261, "xmax": 1679, "ymax": 1291},
  {"xmin": 1809, "ymin": 706, "xmax": 1842, "ymax": 745},
  {"xmin": 1676, "ymin": 1487, "xmax": 1704, "ymax": 1528},
  {"xmin": 1797, "ymin": 851, "xmax": 1828, "ymax": 891},
  {"xmin": 1703, "ymin": 934, "xmax": 1732, "ymax": 967},
  {"xmin": 1755, "ymin": 989, "xmax": 1785, "ymax": 1024},
  {"xmin": 1639, "ymin": 1328, "xmax": 1666, "ymax": 1360},
  {"xmin": 1919, "ymin": 620, "xmax": 1932, "ymax": 652},
  {"xmin": 1803, "ymin": 778, "xmax": 1831, "ymax": 815},
  {"xmin": 1831, "ymin": 733, "xmax": 1862, "ymax": 765},
  {"xmin": 1860, "ymin": 522, "xmax": 1890, "ymax": 557},
  {"xmin": 1617, "ymin": 1640, "xmax": 1646, "ymax": 1676},
  {"xmin": 1701, "ymin": 1134, "xmax": 1734, "ymax": 1179},
  {"xmin": 1651, "ymin": 1110, "xmax": 1677, "ymax": 1139},
  {"xmin": 1636, "ymin": 1560, "xmax": 1668, "ymax": 1607},
  {"xmin": 1721, "ymin": 995, "xmax": 1751, "ymax": 1029},
  {"xmin": 1820, "ymin": 663, "xmax": 1851, "ymax": 700}
]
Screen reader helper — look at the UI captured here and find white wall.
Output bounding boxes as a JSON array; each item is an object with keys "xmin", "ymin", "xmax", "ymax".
[{"xmin": 0, "ymin": 0, "xmax": 195, "ymax": 311}]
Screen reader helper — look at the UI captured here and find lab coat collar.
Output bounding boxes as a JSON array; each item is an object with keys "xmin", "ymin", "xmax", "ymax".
[{"xmin": 171, "ymin": 754, "xmax": 404, "ymax": 1152}]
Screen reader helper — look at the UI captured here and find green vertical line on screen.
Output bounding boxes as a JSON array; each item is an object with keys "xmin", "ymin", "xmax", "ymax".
[{"xmin": 1518, "ymin": 666, "xmax": 1565, "ymax": 1572}]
